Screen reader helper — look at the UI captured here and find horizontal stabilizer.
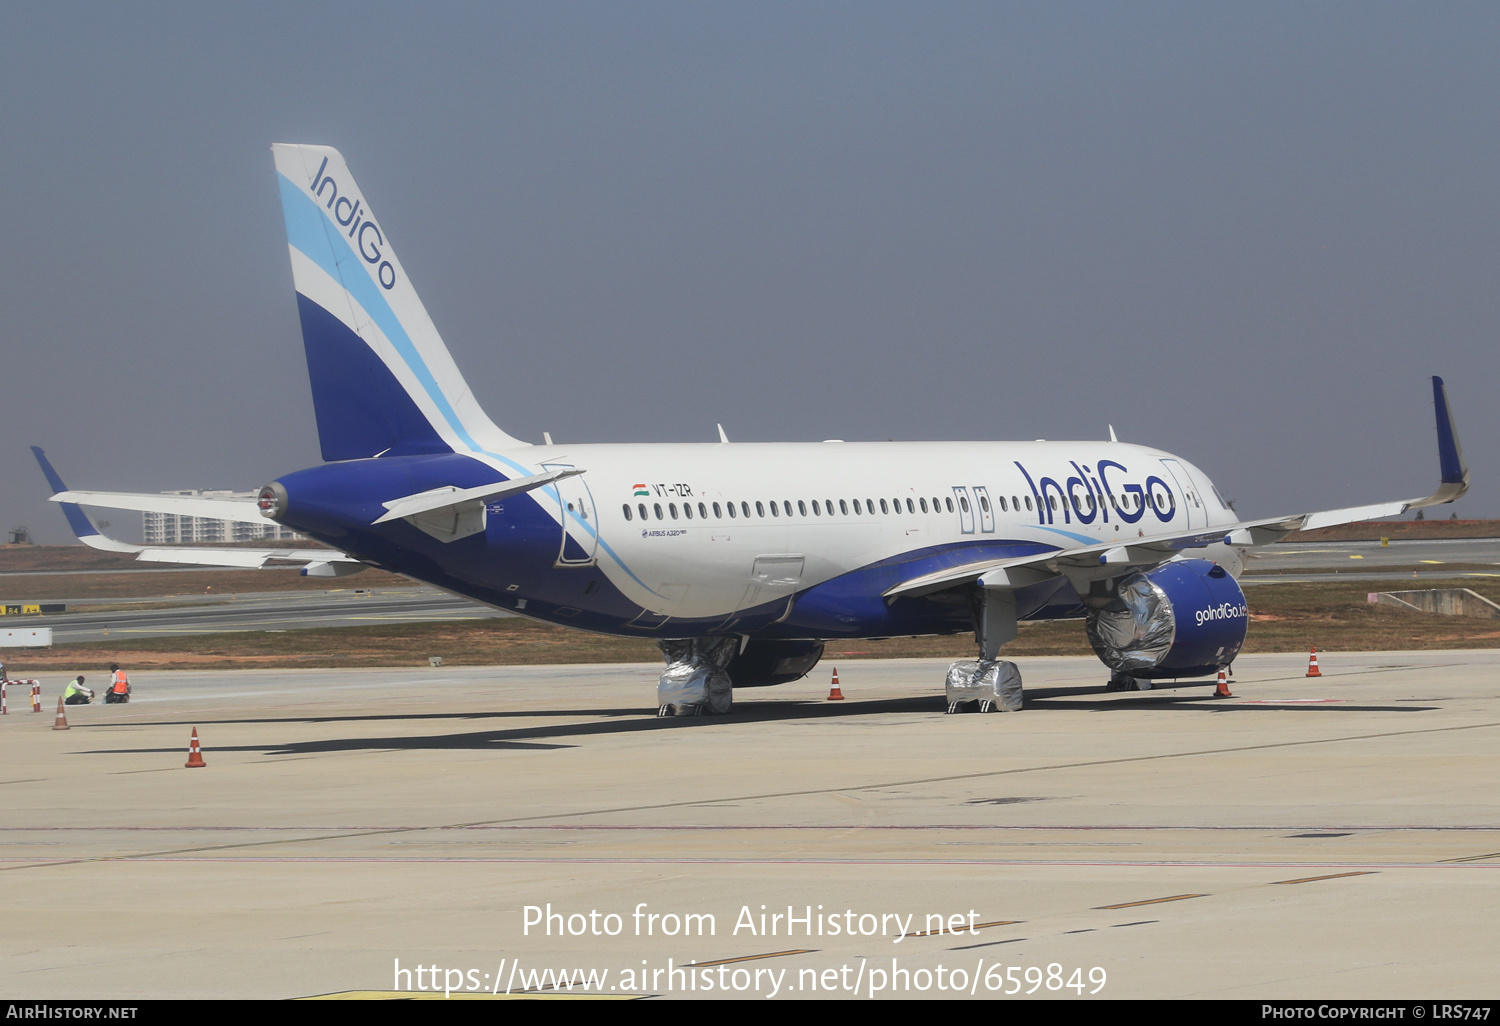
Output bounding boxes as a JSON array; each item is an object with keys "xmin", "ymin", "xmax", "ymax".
[
  {"xmin": 373, "ymin": 467, "xmax": 584, "ymax": 524},
  {"xmin": 50, "ymin": 490, "xmax": 267, "ymax": 525},
  {"xmin": 33, "ymin": 446, "xmax": 364, "ymax": 573}
]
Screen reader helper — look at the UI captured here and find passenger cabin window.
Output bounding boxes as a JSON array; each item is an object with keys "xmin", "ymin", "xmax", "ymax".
[
  {"xmin": 840, "ymin": 500, "xmax": 849, "ymax": 515},
  {"xmin": 623, "ymin": 504, "xmax": 632, "ymax": 521},
  {"xmin": 654, "ymin": 503, "xmax": 664, "ymax": 520}
]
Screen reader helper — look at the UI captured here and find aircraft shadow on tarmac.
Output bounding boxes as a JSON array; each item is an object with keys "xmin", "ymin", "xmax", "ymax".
[{"xmin": 77, "ymin": 691, "xmax": 1436, "ymax": 757}]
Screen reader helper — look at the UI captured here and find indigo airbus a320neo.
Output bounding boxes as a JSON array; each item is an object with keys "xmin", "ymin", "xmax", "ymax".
[{"xmin": 35, "ymin": 145, "xmax": 1469, "ymax": 715}]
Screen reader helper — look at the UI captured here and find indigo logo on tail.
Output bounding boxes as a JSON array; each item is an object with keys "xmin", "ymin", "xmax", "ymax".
[{"xmin": 307, "ymin": 156, "xmax": 398, "ymax": 291}]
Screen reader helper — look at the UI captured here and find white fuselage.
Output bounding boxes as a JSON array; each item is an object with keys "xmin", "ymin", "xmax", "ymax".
[{"xmin": 518, "ymin": 439, "xmax": 1242, "ymax": 619}]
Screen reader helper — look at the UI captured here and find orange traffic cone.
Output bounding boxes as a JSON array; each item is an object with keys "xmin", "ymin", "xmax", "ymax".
[
  {"xmin": 52, "ymin": 696, "xmax": 69, "ymax": 730},
  {"xmin": 1213, "ymin": 667, "xmax": 1234, "ymax": 699},
  {"xmin": 827, "ymin": 667, "xmax": 845, "ymax": 701},
  {"xmin": 1305, "ymin": 646, "xmax": 1322, "ymax": 678},
  {"xmin": 185, "ymin": 728, "xmax": 206, "ymax": 768}
]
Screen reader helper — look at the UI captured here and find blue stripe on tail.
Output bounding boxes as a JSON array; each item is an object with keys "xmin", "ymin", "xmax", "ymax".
[{"xmin": 296, "ymin": 294, "xmax": 450, "ymax": 461}]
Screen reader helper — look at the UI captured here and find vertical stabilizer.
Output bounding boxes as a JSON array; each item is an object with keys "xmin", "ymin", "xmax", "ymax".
[{"xmin": 272, "ymin": 144, "xmax": 527, "ymax": 461}]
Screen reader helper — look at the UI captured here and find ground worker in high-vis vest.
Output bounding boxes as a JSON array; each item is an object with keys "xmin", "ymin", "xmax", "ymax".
[
  {"xmin": 104, "ymin": 664, "xmax": 130, "ymax": 704},
  {"xmin": 64, "ymin": 676, "xmax": 94, "ymax": 705}
]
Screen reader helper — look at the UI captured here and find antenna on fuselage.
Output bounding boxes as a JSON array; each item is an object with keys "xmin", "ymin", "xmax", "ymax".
[
  {"xmin": 1108, "ymin": 425, "xmax": 1118, "ymax": 442},
  {"xmin": 717, "ymin": 424, "xmax": 730, "ymax": 444},
  {"xmin": 543, "ymin": 432, "xmax": 554, "ymax": 446}
]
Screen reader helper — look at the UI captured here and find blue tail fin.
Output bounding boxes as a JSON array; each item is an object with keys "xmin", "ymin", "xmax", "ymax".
[{"xmin": 272, "ymin": 145, "xmax": 528, "ymax": 462}]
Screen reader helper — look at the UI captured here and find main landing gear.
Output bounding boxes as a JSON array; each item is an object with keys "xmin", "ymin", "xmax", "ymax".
[
  {"xmin": 655, "ymin": 637, "xmax": 736, "ymax": 717},
  {"xmin": 1104, "ymin": 670, "xmax": 1151, "ymax": 692},
  {"xmin": 945, "ymin": 585, "xmax": 1025, "ymax": 713},
  {"xmin": 945, "ymin": 658, "xmax": 1024, "ymax": 713}
]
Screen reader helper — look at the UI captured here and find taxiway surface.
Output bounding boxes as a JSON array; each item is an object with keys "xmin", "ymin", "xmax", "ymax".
[{"xmin": 2, "ymin": 652, "xmax": 1497, "ymax": 999}]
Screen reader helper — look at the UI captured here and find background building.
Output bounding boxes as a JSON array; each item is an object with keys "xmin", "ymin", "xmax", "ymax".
[{"xmin": 143, "ymin": 491, "xmax": 304, "ymax": 544}]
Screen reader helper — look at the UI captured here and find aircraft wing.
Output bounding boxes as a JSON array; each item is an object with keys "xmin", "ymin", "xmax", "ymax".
[
  {"xmin": 31, "ymin": 446, "xmax": 367, "ymax": 577},
  {"xmin": 886, "ymin": 375, "xmax": 1468, "ymax": 599}
]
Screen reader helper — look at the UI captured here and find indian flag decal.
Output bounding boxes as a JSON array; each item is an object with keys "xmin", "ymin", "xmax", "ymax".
[{"xmin": 633, "ymin": 484, "xmax": 649, "ymax": 496}]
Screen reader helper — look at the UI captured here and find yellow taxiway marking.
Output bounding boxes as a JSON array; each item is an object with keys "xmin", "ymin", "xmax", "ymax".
[
  {"xmin": 1440, "ymin": 852, "xmax": 1500, "ymax": 864},
  {"xmin": 1093, "ymin": 894, "xmax": 1206, "ymax": 910},
  {"xmin": 1270, "ymin": 871, "xmax": 1377, "ymax": 885}
]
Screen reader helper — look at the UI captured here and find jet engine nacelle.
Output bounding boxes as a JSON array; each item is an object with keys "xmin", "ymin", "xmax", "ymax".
[
  {"xmin": 1085, "ymin": 558, "xmax": 1247, "ymax": 680},
  {"xmin": 728, "ymin": 640, "xmax": 826, "ymax": 688}
]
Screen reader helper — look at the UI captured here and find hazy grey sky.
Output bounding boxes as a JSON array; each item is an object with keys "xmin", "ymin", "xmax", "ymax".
[{"xmin": 2, "ymin": 2, "xmax": 1496, "ymax": 543}]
